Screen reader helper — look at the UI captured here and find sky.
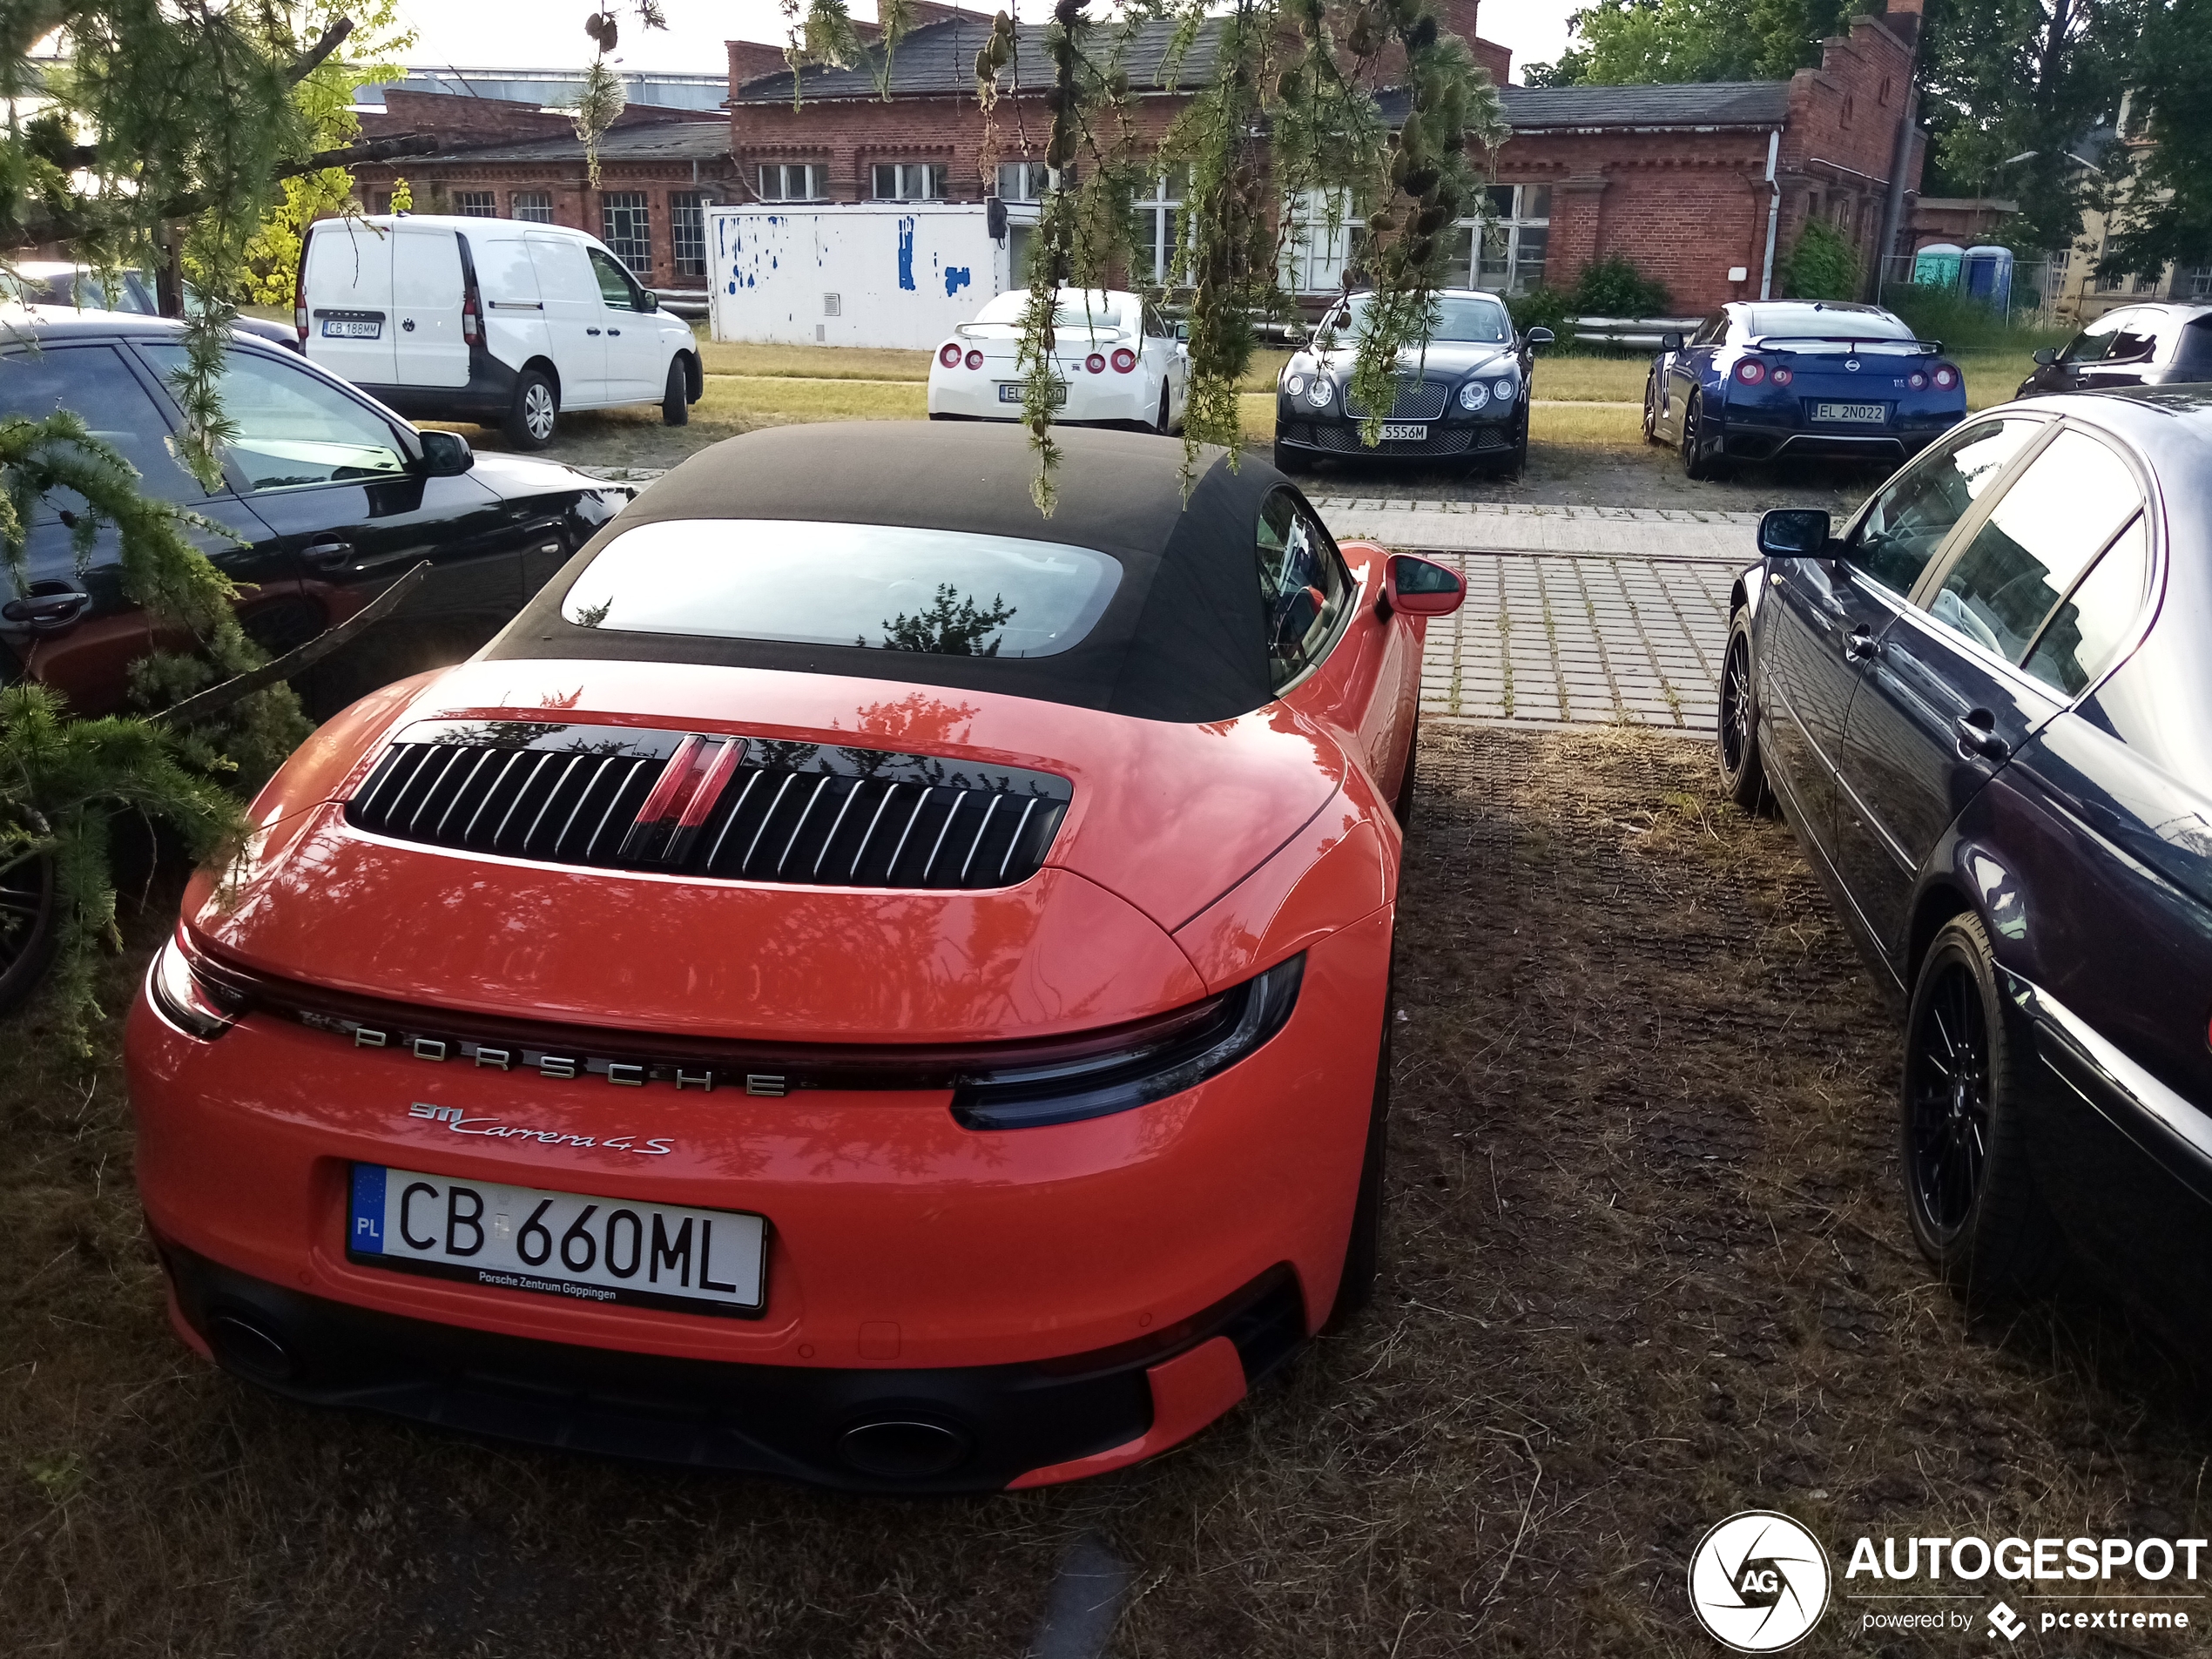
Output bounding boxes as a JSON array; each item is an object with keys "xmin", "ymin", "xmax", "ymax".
[{"xmin": 386, "ymin": 0, "xmax": 1582, "ymax": 83}]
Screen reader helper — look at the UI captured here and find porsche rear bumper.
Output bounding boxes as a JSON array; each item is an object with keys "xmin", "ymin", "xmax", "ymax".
[
  {"xmin": 125, "ymin": 907, "xmax": 1393, "ymax": 1487},
  {"xmin": 155, "ymin": 1240, "xmax": 1304, "ymax": 1492}
]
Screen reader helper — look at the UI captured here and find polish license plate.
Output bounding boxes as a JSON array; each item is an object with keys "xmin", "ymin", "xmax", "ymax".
[
  {"xmin": 347, "ymin": 1163, "xmax": 765, "ymax": 1316},
  {"xmin": 320, "ymin": 318, "xmax": 381, "ymax": 339},
  {"xmin": 1813, "ymin": 401, "xmax": 1885, "ymax": 423},
  {"xmin": 1380, "ymin": 422, "xmax": 1428, "ymax": 441},
  {"xmin": 998, "ymin": 381, "xmax": 1067, "ymax": 405}
]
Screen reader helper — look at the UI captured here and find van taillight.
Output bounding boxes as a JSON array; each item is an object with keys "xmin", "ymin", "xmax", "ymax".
[
  {"xmin": 293, "ymin": 228, "xmax": 310, "ymax": 342},
  {"xmin": 462, "ymin": 290, "xmax": 481, "ymax": 345}
]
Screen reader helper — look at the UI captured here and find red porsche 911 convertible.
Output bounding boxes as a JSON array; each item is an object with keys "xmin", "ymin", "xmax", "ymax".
[{"xmin": 125, "ymin": 421, "xmax": 1464, "ymax": 1491}]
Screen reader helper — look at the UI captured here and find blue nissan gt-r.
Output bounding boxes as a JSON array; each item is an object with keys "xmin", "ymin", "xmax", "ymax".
[{"xmin": 1644, "ymin": 300, "xmax": 1967, "ymax": 481}]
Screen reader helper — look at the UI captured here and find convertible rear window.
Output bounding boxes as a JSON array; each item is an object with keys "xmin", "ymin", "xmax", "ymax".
[{"xmin": 560, "ymin": 519, "xmax": 1123, "ymax": 658}]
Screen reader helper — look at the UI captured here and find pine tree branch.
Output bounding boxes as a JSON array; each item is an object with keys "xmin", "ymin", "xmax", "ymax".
[{"xmin": 1, "ymin": 134, "xmax": 442, "ymax": 251}]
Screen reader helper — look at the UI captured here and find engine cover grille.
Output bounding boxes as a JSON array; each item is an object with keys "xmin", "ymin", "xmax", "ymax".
[
  {"xmin": 1341, "ymin": 378, "xmax": 1451, "ymax": 421},
  {"xmin": 344, "ymin": 719, "xmax": 1071, "ymax": 890}
]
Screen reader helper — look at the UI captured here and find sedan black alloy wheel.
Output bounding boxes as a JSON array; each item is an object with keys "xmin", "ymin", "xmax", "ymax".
[
  {"xmin": 0, "ymin": 848, "xmax": 58, "ymax": 1015},
  {"xmin": 1905, "ymin": 958, "xmax": 1991, "ymax": 1239}
]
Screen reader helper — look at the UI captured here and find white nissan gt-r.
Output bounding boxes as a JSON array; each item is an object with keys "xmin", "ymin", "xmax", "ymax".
[{"xmin": 927, "ymin": 288, "xmax": 1190, "ymax": 434}]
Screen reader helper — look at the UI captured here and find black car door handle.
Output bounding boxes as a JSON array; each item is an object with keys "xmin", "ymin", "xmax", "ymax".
[
  {"xmin": 607, "ymin": 327, "xmax": 621, "ymax": 336},
  {"xmin": 1, "ymin": 583, "xmax": 90, "ymax": 628},
  {"xmin": 301, "ymin": 537, "xmax": 354, "ymax": 568},
  {"xmin": 586, "ymin": 327, "xmax": 602, "ymax": 336},
  {"xmin": 1844, "ymin": 624, "xmax": 1879, "ymax": 661},
  {"xmin": 1955, "ymin": 711, "xmax": 2010, "ymax": 762}
]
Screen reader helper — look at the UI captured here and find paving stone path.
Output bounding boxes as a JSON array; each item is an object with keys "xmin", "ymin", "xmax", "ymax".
[{"xmin": 1311, "ymin": 497, "xmax": 1757, "ymax": 732}]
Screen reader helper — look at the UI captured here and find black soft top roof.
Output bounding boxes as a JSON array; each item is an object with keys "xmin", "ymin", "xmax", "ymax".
[{"xmin": 488, "ymin": 421, "xmax": 1295, "ymax": 724}]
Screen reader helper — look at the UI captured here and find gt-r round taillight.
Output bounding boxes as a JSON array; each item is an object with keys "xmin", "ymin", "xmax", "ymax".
[
  {"xmin": 939, "ymin": 341, "xmax": 962, "ymax": 368},
  {"xmin": 1933, "ymin": 365, "xmax": 1959, "ymax": 389},
  {"xmin": 1736, "ymin": 360, "xmax": 1768, "ymax": 384},
  {"xmin": 1086, "ymin": 352, "xmax": 1106, "ymax": 374},
  {"xmin": 1770, "ymin": 366, "xmax": 1793, "ymax": 387},
  {"xmin": 964, "ymin": 348, "xmax": 984, "ymax": 370},
  {"xmin": 1111, "ymin": 347, "xmax": 1136, "ymax": 374},
  {"xmin": 1909, "ymin": 370, "xmax": 1929, "ymax": 389}
]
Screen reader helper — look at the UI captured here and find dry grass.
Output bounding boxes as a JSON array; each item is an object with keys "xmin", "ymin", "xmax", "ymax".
[{"xmin": 5, "ymin": 729, "xmax": 2209, "ymax": 1656}]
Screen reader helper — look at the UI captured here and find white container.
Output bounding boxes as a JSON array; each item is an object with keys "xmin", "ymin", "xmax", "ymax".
[{"xmin": 706, "ymin": 202, "xmax": 1040, "ymax": 352}]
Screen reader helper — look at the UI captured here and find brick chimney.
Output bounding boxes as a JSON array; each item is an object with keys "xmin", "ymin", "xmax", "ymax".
[
  {"xmin": 727, "ymin": 38, "xmax": 787, "ymax": 91},
  {"xmin": 1881, "ymin": 0, "xmax": 1923, "ymax": 50}
]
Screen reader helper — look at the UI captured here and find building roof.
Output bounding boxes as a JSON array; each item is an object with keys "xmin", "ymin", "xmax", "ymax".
[
  {"xmin": 360, "ymin": 67, "xmax": 729, "ymax": 112},
  {"xmin": 1376, "ymin": 78, "xmax": 1791, "ymax": 132},
  {"xmin": 404, "ymin": 121, "xmax": 733, "ymax": 168},
  {"xmin": 729, "ymin": 14, "xmax": 1224, "ymax": 104}
]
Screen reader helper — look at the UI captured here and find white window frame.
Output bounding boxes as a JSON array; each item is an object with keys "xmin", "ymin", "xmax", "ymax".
[
  {"xmin": 670, "ymin": 191, "xmax": 706, "ymax": 277},
  {"xmin": 600, "ymin": 192, "xmax": 652, "ymax": 275},
  {"xmin": 1280, "ymin": 188, "xmax": 1354, "ymax": 296},
  {"xmin": 454, "ymin": 190, "xmax": 496, "ymax": 219},
  {"xmin": 1131, "ymin": 168, "xmax": 1189, "ymax": 287},
  {"xmin": 512, "ymin": 191, "xmax": 554, "ymax": 224},
  {"xmin": 2187, "ymin": 265, "xmax": 2212, "ymax": 300},
  {"xmin": 871, "ymin": 162, "xmax": 948, "ymax": 202},
  {"xmin": 995, "ymin": 160, "xmax": 1055, "ymax": 203},
  {"xmin": 1458, "ymin": 184, "xmax": 1550, "ymax": 295},
  {"xmin": 758, "ymin": 163, "xmax": 826, "ymax": 202}
]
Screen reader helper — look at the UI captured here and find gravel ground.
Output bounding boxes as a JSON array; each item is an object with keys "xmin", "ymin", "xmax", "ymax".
[{"xmin": 5, "ymin": 728, "xmax": 2207, "ymax": 1656}]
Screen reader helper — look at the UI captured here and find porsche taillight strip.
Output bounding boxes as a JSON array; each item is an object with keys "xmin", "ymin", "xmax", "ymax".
[{"xmin": 343, "ymin": 718, "xmax": 1071, "ymax": 890}]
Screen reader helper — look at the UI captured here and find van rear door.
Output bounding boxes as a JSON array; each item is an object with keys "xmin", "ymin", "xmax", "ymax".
[
  {"xmin": 301, "ymin": 219, "xmax": 396, "ymax": 386},
  {"xmin": 525, "ymin": 233, "xmax": 608, "ymax": 407},
  {"xmin": 392, "ymin": 224, "xmax": 469, "ymax": 388}
]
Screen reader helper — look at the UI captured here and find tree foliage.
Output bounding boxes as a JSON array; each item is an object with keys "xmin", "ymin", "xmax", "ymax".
[
  {"xmin": 1573, "ymin": 253, "xmax": 1670, "ymax": 314},
  {"xmin": 2099, "ymin": 0, "xmax": 2212, "ymax": 277},
  {"xmin": 1779, "ymin": 216, "xmax": 1860, "ymax": 296},
  {"xmin": 1524, "ymin": 0, "xmax": 1881, "ymax": 85}
]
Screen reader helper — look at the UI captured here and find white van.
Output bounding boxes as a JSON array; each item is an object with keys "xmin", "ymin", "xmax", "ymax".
[{"xmin": 296, "ymin": 214, "xmax": 699, "ymax": 449}]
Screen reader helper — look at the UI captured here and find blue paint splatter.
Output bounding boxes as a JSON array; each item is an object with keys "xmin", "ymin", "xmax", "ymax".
[
  {"xmin": 897, "ymin": 218, "xmax": 916, "ymax": 292},
  {"xmin": 944, "ymin": 266, "xmax": 971, "ymax": 298}
]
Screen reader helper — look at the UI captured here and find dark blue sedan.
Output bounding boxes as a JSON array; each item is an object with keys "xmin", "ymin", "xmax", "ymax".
[
  {"xmin": 1645, "ymin": 300, "xmax": 1967, "ymax": 481},
  {"xmin": 1721, "ymin": 388, "xmax": 2212, "ymax": 1347}
]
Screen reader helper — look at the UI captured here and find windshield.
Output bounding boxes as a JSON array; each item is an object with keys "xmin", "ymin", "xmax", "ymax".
[
  {"xmin": 561, "ymin": 519, "xmax": 1123, "ymax": 658},
  {"xmin": 0, "ymin": 268, "xmax": 155, "ymax": 314},
  {"xmin": 973, "ymin": 289, "xmax": 1125, "ymax": 330},
  {"xmin": 1334, "ymin": 293, "xmax": 1514, "ymax": 346}
]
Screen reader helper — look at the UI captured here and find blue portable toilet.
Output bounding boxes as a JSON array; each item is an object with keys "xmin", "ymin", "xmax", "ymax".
[
  {"xmin": 1964, "ymin": 245, "xmax": 2014, "ymax": 312},
  {"xmin": 1914, "ymin": 243, "xmax": 1964, "ymax": 288}
]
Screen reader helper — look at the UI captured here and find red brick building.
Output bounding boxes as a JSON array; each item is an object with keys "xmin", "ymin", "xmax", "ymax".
[{"xmin": 354, "ymin": 0, "xmax": 1926, "ymax": 315}]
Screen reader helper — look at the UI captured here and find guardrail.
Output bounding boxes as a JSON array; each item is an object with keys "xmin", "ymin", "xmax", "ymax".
[
  {"xmin": 651, "ymin": 288, "xmax": 711, "ymax": 321},
  {"xmin": 1568, "ymin": 315, "xmax": 1704, "ymax": 350}
]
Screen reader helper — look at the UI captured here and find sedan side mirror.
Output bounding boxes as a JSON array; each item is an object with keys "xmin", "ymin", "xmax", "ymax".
[
  {"xmin": 2033, "ymin": 346, "xmax": 2058, "ymax": 367},
  {"xmin": 1379, "ymin": 553, "xmax": 1466, "ymax": 618},
  {"xmin": 416, "ymin": 428, "xmax": 475, "ymax": 476},
  {"xmin": 1660, "ymin": 331, "xmax": 1685, "ymax": 353},
  {"xmin": 1757, "ymin": 508, "xmax": 1831, "ymax": 558},
  {"xmin": 1525, "ymin": 327, "xmax": 1554, "ymax": 350}
]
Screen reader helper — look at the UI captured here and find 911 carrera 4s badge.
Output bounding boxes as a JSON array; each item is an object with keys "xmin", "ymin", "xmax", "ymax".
[
  {"xmin": 348, "ymin": 1162, "xmax": 765, "ymax": 1317},
  {"xmin": 404, "ymin": 1100, "xmax": 675, "ymax": 1155}
]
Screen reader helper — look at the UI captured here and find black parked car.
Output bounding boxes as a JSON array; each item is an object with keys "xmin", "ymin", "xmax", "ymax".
[
  {"xmin": 1721, "ymin": 388, "xmax": 2212, "ymax": 1349},
  {"xmin": 0, "ymin": 314, "xmax": 629, "ymax": 1010},
  {"xmin": 1272, "ymin": 289, "xmax": 1552, "ymax": 476},
  {"xmin": 2016, "ymin": 301, "xmax": 2212, "ymax": 397},
  {"xmin": 0, "ymin": 313, "xmax": 629, "ymax": 723}
]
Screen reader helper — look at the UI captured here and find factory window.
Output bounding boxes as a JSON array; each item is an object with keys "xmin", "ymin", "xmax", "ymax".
[
  {"xmin": 759, "ymin": 163, "xmax": 825, "ymax": 201},
  {"xmin": 1130, "ymin": 168, "xmax": 1189, "ymax": 286},
  {"xmin": 671, "ymin": 192, "xmax": 706, "ymax": 277},
  {"xmin": 872, "ymin": 162, "xmax": 948, "ymax": 201},
  {"xmin": 455, "ymin": 190, "xmax": 496, "ymax": 218},
  {"xmin": 512, "ymin": 191, "xmax": 554, "ymax": 223},
  {"xmin": 996, "ymin": 161, "xmax": 1055, "ymax": 202},
  {"xmin": 1459, "ymin": 184, "xmax": 1550, "ymax": 295},
  {"xmin": 601, "ymin": 192, "xmax": 652, "ymax": 274}
]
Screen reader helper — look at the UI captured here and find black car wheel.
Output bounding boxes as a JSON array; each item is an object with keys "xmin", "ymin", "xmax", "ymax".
[
  {"xmin": 661, "ymin": 359, "xmax": 690, "ymax": 427},
  {"xmin": 1900, "ymin": 913, "xmax": 2060, "ymax": 1306},
  {"xmin": 1682, "ymin": 393, "xmax": 1728, "ymax": 482},
  {"xmin": 504, "ymin": 369, "xmax": 559, "ymax": 449},
  {"xmin": 1393, "ymin": 710, "xmax": 1420, "ymax": 829},
  {"xmin": 1717, "ymin": 610, "xmax": 1771, "ymax": 813},
  {"xmin": 1271, "ymin": 439, "xmax": 1310, "ymax": 475},
  {"xmin": 0, "ymin": 846, "xmax": 58, "ymax": 1017},
  {"xmin": 1642, "ymin": 374, "xmax": 1664, "ymax": 444},
  {"xmin": 1154, "ymin": 385, "xmax": 1172, "ymax": 435},
  {"xmin": 1326, "ymin": 1015, "xmax": 1391, "ymax": 1330}
]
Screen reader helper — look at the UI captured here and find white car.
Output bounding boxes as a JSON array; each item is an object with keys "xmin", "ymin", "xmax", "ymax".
[
  {"xmin": 927, "ymin": 288, "xmax": 1189, "ymax": 433},
  {"xmin": 297, "ymin": 215, "xmax": 700, "ymax": 450}
]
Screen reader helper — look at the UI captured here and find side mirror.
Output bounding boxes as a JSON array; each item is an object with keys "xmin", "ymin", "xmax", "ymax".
[
  {"xmin": 417, "ymin": 428, "xmax": 475, "ymax": 476},
  {"xmin": 1379, "ymin": 553, "xmax": 1466, "ymax": 618},
  {"xmin": 1525, "ymin": 326, "xmax": 1554, "ymax": 350},
  {"xmin": 1661, "ymin": 331, "xmax": 1685, "ymax": 353},
  {"xmin": 1174, "ymin": 320, "xmax": 1190, "ymax": 342},
  {"xmin": 1757, "ymin": 508, "xmax": 1831, "ymax": 558},
  {"xmin": 640, "ymin": 290, "xmax": 660, "ymax": 313},
  {"xmin": 2033, "ymin": 346, "xmax": 2058, "ymax": 366}
]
